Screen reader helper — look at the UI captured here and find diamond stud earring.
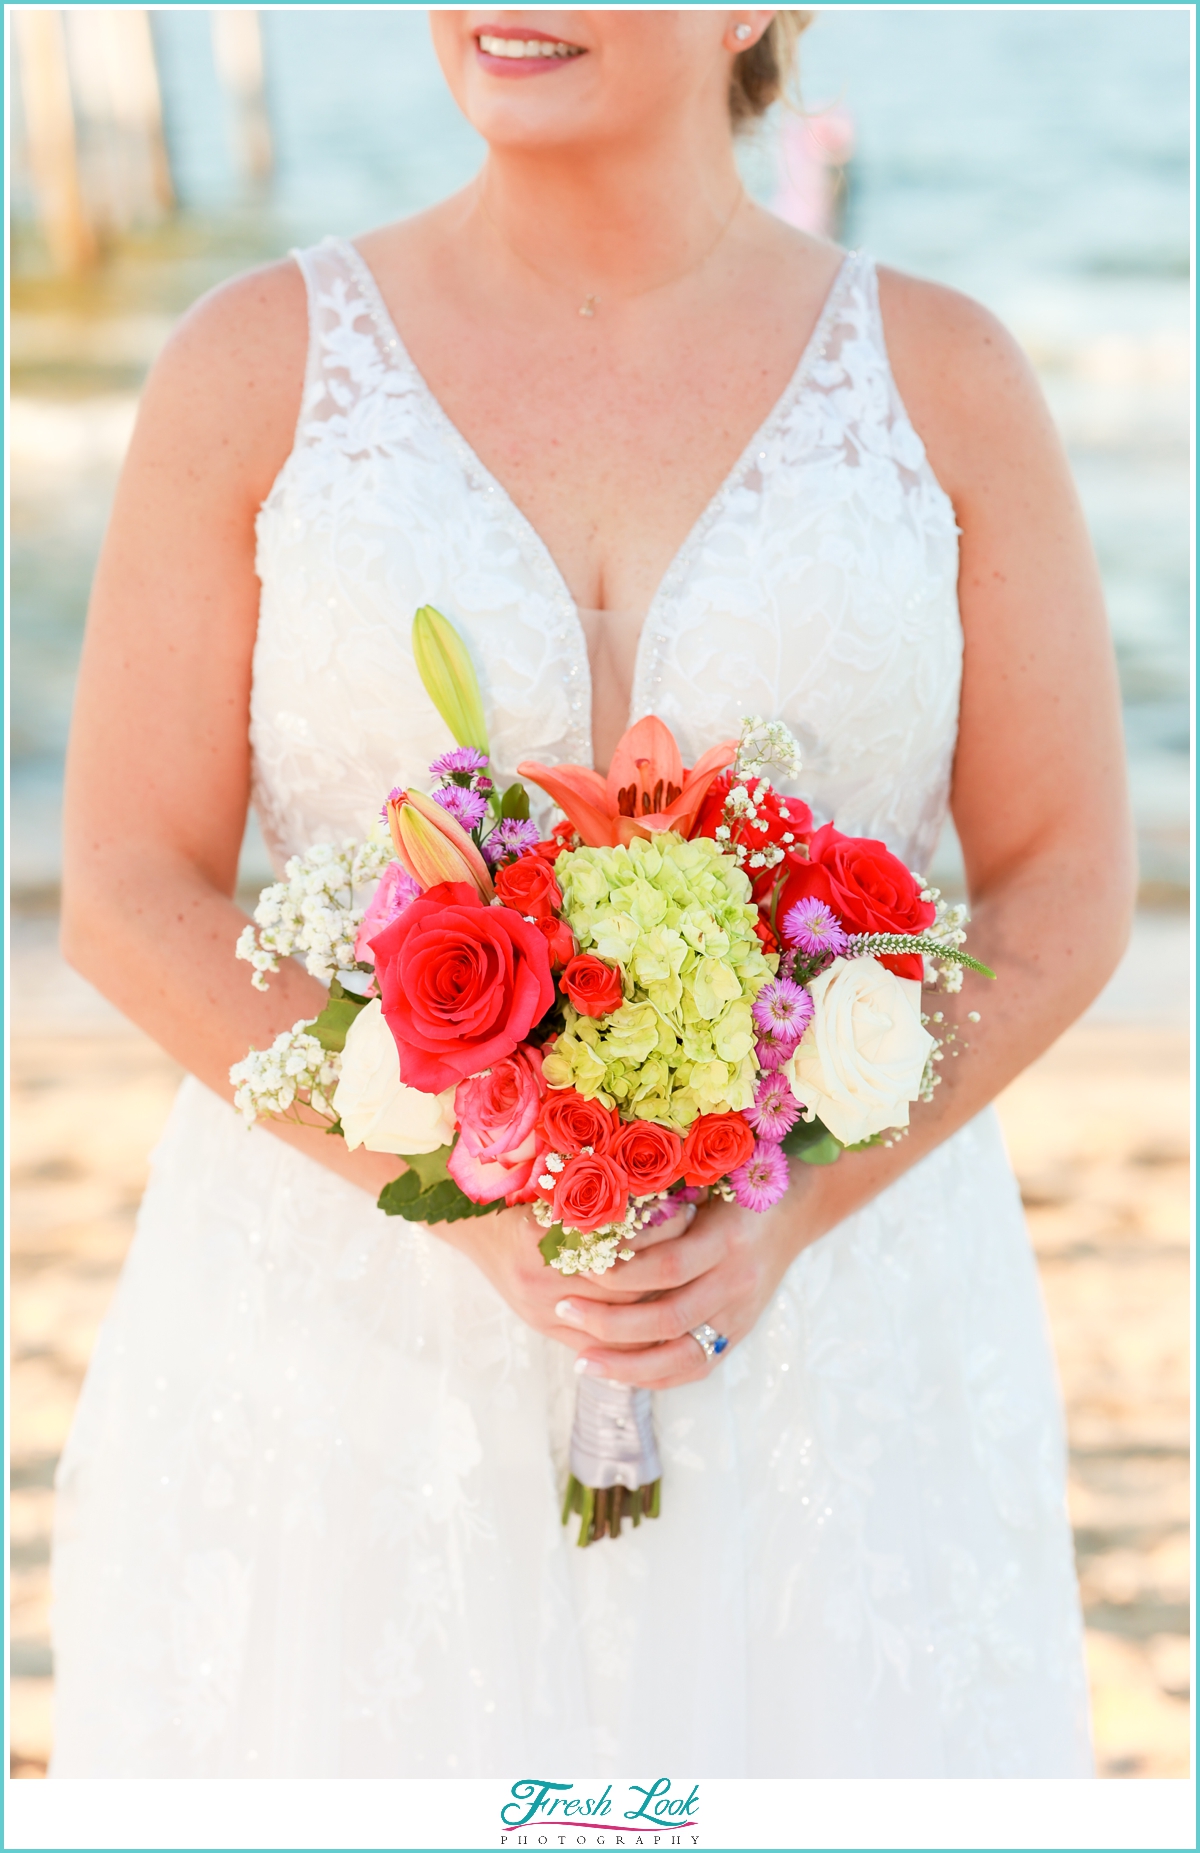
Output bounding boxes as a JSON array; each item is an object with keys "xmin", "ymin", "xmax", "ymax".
[{"xmin": 734, "ymin": 22, "xmax": 753, "ymax": 41}]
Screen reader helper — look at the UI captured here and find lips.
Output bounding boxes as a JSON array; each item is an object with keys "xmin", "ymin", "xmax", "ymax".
[{"xmin": 474, "ymin": 26, "xmax": 585, "ymax": 73}]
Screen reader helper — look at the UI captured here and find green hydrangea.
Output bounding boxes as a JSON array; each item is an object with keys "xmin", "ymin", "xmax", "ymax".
[{"xmin": 542, "ymin": 833, "xmax": 775, "ymax": 1129}]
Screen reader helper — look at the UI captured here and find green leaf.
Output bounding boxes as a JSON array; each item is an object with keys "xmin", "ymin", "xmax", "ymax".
[
  {"xmin": 402, "ymin": 1144, "xmax": 453, "ymax": 1191},
  {"xmin": 310, "ymin": 991, "xmax": 369, "ymax": 1053},
  {"xmin": 779, "ymin": 1114, "xmax": 845, "ymax": 1166},
  {"xmin": 500, "ymin": 782, "xmax": 531, "ymax": 822},
  {"xmin": 796, "ymin": 1132, "xmax": 843, "ymax": 1166},
  {"xmin": 376, "ymin": 1156, "xmax": 497, "ymax": 1225},
  {"xmin": 537, "ymin": 1223, "xmax": 573, "ymax": 1266},
  {"xmin": 377, "ymin": 1170, "xmax": 422, "ymax": 1214}
]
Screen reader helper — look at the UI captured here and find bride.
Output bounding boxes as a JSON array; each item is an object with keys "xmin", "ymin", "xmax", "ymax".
[{"xmin": 55, "ymin": 10, "xmax": 1131, "ymax": 1776}]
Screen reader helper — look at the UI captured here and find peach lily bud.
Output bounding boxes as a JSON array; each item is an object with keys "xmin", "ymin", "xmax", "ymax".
[
  {"xmin": 386, "ymin": 786, "xmax": 495, "ymax": 901},
  {"xmin": 412, "ymin": 605, "xmax": 490, "ymax": 756}
]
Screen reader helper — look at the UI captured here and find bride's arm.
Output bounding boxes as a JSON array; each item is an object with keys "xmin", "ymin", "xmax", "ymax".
[
  {"xmin": 63, "ymin": 258, "xmax": 693, "ymax": 1359},
  {"xmin": 556, "ymin": 275, "xmax": 1137, "ymax": 1385},
  {"xmin": 61, "ymin": 262, "xmax": 399, "ymax": 1200}
]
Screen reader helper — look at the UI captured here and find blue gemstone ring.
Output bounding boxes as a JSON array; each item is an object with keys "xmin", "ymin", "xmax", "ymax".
[{"xmin": 690, "ymin": 1323, "xmax": 729, "ymax": 1362}]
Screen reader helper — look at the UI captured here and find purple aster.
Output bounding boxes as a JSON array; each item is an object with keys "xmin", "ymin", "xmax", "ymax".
[
  {"xmin": 783, "ymin": 897, "xmax": 850, "ymax": 957},
  {"xmin": 482, "ymin": 817, "xmax": 542, "ymax": 867},
  {"xmin": 433, "ymin": 785, "xmax": 488, "ymax": 832},
  {"xmin": 745, "ymin": 1071, "xmax": 801, "ymax": 1143},
  {"xmin": 379, "ymin": 784, "xmax": 405, "ymax": 823},
  {"xmin": 428, "ymin": 746, "xmax": 489, "ymax": 779},
  {"xmin": 751, "ymin": 977, "xmax": 814, "ymax": 1047},
  {"xmin": 729, "ymin": 1140, "xmax": 791, "ymax": 1213},
  {"xmin": 755, "ymin": 1034, "xmax": 791, "ymax": 1072}
]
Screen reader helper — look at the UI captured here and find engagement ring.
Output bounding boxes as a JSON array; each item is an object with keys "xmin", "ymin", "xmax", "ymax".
[{"xmin": 689, "ymin": 1323, "xmax": 729, "ymax": 1362}]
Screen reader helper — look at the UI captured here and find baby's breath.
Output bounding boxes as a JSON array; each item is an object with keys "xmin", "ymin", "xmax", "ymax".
[
  {"xmin": 236, "ymin": 835, "xmax": 393, "ymax": 989},
  {"xmin": 228, "ymin": 1020, "xmax": 342, "ymax": 1127}
]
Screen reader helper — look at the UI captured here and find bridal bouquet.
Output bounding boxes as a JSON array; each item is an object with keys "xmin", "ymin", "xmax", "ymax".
[{"xmin": 232, "ymin": 607, "xmax": 990, "ymax": 1544}]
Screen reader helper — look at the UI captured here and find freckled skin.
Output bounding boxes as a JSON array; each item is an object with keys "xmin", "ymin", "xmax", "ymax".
[{"xmin": 62, "ymin": 10, "xmax": 1134, "ymax": 1381}]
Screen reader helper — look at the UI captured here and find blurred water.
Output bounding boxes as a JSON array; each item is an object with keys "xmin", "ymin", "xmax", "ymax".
[{"xmin": 10, "ymin": 7, "xmax": 1191, "ymax": 895}]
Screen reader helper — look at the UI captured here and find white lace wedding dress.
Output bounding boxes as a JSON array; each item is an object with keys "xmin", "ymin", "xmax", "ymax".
[{"xmin": 51, "ymin": 238, "xmax": 1093, "ymax": 1777}]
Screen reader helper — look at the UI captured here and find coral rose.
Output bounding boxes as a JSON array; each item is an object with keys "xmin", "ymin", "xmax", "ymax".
[
  {"xmin": 610, "ymin": 1120, "xmax": 685, "ymax": 1195},
  {"xmin": 774, "ymin": 823, "xmax": 935, "ymax": 981},
  {"xmin": 447, "ymin": 1046, "xmax": 547, "ymax": 1206},
  {"xmin": 539, "ymin": 1088, "xmax": 619, "ymax": 1156},
  {"xmin": 494, "ymin": 855, "xmax": 563, "ymax": 920},
  {"xmin": 535, "ymin": 915, "xmax": 577, "ymax": 971},
  {"xmin": 371, "ymin": 880, "xmax": 555, "ymax": 1094},
  {"xmin": 552, "ymin": 1152, "xmax": 630, "ymax": 1234},
  {"xmin": 560, "ymin": 952, "xmax": 624, "ymax": 1018},
  {"xmin": 680, "ymin": 1111, "xmax": 756, "ymax": 1187}
]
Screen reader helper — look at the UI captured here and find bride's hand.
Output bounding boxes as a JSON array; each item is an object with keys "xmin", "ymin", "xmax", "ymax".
[
  {"xmin": 549, "ymin": 1186, "xmax": 813, "ymax": 1389},
  {"xmin": 430, "ymin": 1198, "xmax": 700, "ymax": 1356}
]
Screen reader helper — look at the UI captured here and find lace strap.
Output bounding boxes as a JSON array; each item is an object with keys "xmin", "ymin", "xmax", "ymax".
[{"xmin": 289, "ymin": 237, "xmax": 395, "ymax": 432}]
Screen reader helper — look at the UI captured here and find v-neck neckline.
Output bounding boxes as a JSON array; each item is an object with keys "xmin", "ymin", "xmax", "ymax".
[{"xmin": 334, "ymin": 234, "xmax": 857, "ymax": 771}]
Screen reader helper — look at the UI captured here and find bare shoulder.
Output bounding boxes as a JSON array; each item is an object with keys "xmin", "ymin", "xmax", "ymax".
[
  {"xmin": 131, "ymin": 256, "xmax": 309, "ymax": 506},
  {"xmin": 876, "ymin": 265, "xmax": 1060, "ymax": 503}
]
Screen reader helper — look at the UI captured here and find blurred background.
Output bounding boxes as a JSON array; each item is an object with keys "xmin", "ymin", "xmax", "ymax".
[{"xmin": 9, "ymin": 5, "xmax": 1191, "ymax": 1779}]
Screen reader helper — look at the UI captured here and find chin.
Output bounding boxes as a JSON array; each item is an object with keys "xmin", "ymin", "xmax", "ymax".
[{"xmin": 430, "ymin": 10, "xmax": 714, "ymax": 154}]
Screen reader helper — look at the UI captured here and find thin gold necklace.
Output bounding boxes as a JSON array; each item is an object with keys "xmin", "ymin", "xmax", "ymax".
[{"xmin": 476, "ymin": 180, "xmax": 746, "ymax": 318}]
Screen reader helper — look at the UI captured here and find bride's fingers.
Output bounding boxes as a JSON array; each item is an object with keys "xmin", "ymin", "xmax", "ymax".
[
  {"xmin": 609, "ymin": 1219, "xmax": 728, "ymax": 1294},
  {"xmin": 554, "ymin": 1273, "xmax": 719, "ymax": 1346},
  {"xmin": 577, "ymin": 1332, "xmax": 718, "ymax": 1388}
]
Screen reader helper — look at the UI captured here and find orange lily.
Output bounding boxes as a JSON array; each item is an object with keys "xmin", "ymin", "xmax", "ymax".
[
  {"xmin": 518, "ymin": 716, "xmax": 738, "ymax": 849},
  {"xmin": 386, "ymin": 787, "xmax": 495, "ymax": 899}
]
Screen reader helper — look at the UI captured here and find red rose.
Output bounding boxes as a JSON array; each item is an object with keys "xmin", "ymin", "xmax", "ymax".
[
  {"xmin": 536, "ymin": 915, "xmax": 577, "ymax": 970},
  {"xmin": 610, "ymin": 1120, "xmax": 685, "ymax": 1195},
  {"xmin": 371, "ymin": 880, "xmax": 556, "ymax": 1093},
  {"xmin": 494, "ymin": 855, "xmax": 563, "ymax": 920},
  {"xmin": 448, "ymin": 1047, "xmax": 546, "ymax": 1206},
  {"xmin": 560, "ymin": 952, "xmax": 624, "ymax": 1017},
  {"xmin": 533, "ymin": 820, "xmax": 575, "ymax": 863},
  {"xmin": 539, "ymin": 1089, "xmax": 619, "ymax": 1156},
  {"xmin": 553, "ymin": 1152, "xmax": 630, "ymax": 1234},
  {"xmin": 752, "ymin": 914, "xmax": 779, "ymax": 957},
  {"xmin": 776, "ymin": 823, "xmax": 935, "ymax": 981},
  {"xmin": 680, "ymin": 1112, "xmax": 756, "ymax": 1187}
]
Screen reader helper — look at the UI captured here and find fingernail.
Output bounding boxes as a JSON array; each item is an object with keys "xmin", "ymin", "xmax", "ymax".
[
  {"xmin": 680, "ymin": 1202, "xmax": 697, "ymax": 1229},
  {"xmin": 555, "ymin": 1299, "xmax": 583, "ymax": 1327},
  {"xmin": 573, "ymin": 1355, "xmax": 594, "ymax": 1375}
]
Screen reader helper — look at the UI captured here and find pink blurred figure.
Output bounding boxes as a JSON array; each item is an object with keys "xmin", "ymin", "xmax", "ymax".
[{"xmin": 771, "ymin": 105, "xmax": 855, "ymax": 238}]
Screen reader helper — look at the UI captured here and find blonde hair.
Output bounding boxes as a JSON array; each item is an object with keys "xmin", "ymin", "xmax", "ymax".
[{"xmin": 729, "ymin": 11, "xmax": 814, "ymax": 127}]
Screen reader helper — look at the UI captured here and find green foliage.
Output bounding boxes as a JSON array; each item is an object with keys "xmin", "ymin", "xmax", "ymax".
[
  {"xmin": 500, "ymin": 782, "xmax": 531, "ymax": 821},
  {"xmin": 537, "ymin": 1223, "xmax": 572, "ymax": 1266},
  {"xmin": 376, "ymin": 1142, "xmax": 496, "ymax": 1224},
  {"xmin": 309, "ymin": 978, "xmax": 370, "ymax": 1053},
  {"xmin": 780, "ymin": 1114, "xmax": 844, "ymax": 1166}
]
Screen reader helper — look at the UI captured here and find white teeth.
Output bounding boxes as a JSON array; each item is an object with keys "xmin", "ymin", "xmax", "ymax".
[{"xmin": 478, "ymin": 33, "xmax": 581, "ymax": 59}]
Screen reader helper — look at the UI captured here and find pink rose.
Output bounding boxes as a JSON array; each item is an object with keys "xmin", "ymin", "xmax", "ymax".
[
  {"xmin": 447, "ymin": 1046, "xmax": 548, "ymax": 1206},
  {"xmin": 354, "ymin": 861, "xmax": 421, "ymax": 964}
]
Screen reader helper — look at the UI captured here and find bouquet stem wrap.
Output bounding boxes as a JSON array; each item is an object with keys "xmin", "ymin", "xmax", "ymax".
[{"xmin": 562, "ymin": 1376, "xmax": 662, "ymax": 1547}]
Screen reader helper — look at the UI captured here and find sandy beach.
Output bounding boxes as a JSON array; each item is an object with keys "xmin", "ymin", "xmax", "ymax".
[{"xmin": 9, "ymin": 906, "xmax": 1190, "ymax": 1778}]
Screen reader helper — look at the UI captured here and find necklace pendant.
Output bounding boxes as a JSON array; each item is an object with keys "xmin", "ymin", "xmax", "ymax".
[{"xmin": 579, "ymin": 294, "xmax": 598, "ymax": 318}]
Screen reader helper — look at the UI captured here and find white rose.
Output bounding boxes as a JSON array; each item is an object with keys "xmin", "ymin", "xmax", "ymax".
[
  {"xmin": 332, "ymin": 999, "xmax": 456, "ymax": 1155},
  {"xmin": 783, "ymin": 956, "xmax": 935, "ymax": 1148}
]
